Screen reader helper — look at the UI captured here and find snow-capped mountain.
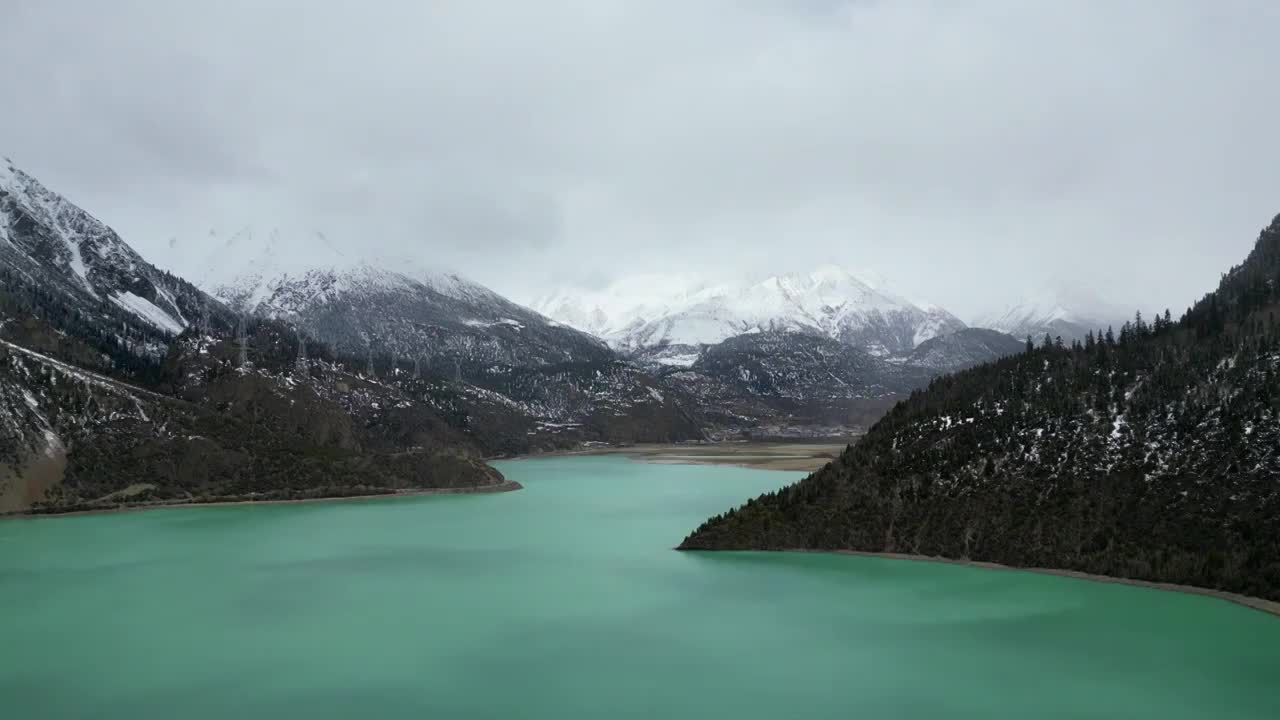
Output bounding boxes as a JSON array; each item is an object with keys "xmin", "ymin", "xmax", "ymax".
[
  {"xmin": 531, "ymin": 272, "xmax": 722, "ymax": 339},
  {"xmin": 202, "ymin": 233, "xmax": 613, "ymax": 370},
  {"xmin": 533, "ymin": 265, "xmax": 966, "ymax": 362},
  {"xmin": 0, "ymin": 156, "xmax": 234, "ymax": 362},
  {"xmin": 184, "ymin": 226, "xmax": 497, "ymax": 314},
  {"xmin": 977, "ymin": 291, "xmax": 1128, "ymax": 344},
  {"xmin": 531, "ymin": 266, "xmax": 1028, "ymax": 439}
]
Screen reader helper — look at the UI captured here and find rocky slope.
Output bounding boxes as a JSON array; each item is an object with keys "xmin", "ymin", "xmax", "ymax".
[
  {"xmin": 219, "ymin": 261, "xmax": 614, "ymax": 372},
  {"xmin": 681, "ymin": 214, "xmax": 1280, "ymax": 602},
  {"xmin": 900, "ymin": 328, "xmax": 1028, "ymax": 372},
  {"xmin": 0, "ymin": 322, "xmax": 508, "ymax": 514},
  {"xmin": 660, "ymin": 331, "xmax": 930, "ymax": 438},
  {"xmin": 651, "ymin": 328, "xmax": 1027, "ymax": 439},
  {"xmin": 0, "ymin": 157, "xmax": 235, "ymax": 370}
]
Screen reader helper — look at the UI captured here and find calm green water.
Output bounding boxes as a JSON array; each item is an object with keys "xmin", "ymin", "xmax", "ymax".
[{"xmin": 1, "ymin": 456, "xmax": 1277, "ymax": 719}]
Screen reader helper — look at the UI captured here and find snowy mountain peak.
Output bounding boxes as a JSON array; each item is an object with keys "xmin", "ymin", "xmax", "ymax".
[
  {"xmin": 196, "ymin": 226, "xmax": 497, "ymax": 315},
  {"xmin": 530, "ymin": 271, "xmax": 718, "ymax": 339},
  {"xmin": 802, "ymin": 263, "xmax": 878, "ymax": 291},
  {"xmin": 534, "ymin": 266, "xmax": 965, "ymax": 360},
  {"xmin": 977, "ymin": 288, "xmax": 1128, "ymax": 343}
]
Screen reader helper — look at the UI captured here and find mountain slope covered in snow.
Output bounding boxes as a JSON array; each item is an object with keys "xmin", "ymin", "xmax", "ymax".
[{"xmin": 534, "ymin": 266, "xmax": 966, "ymax": 360}]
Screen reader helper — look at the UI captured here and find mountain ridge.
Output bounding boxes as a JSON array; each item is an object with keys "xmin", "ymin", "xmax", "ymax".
[
  {"xmin": 533, "ymin": 265, "xmax": 967, "ymax": 361},
  {"xmin": 204, "ymin": 244, "xmax": 706, "ymax": 453}
]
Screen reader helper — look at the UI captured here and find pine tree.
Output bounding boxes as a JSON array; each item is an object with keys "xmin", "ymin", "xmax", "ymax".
[
  {"xmin": 295, "ymin": 334, "xmax": 308, "ymax": 373},
  {"xmin": 237, "ymin": 316, "xmax": 250, "ymax": 368}
]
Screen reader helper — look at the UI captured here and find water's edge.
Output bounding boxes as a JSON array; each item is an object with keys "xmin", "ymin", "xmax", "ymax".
[
  {"xmin": 0, "ymin": 479, "xmax": 524, "ymax": 520},
  {"xmin": 494, "ymin": 440, "xmax": 848, "ymax": 472},
  {"xmin": 681, "ymin": 548, "xmax": 1280, "ymax": 618}
]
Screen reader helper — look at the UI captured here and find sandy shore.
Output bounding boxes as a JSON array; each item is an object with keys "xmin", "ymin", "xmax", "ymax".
[
  {"xmin": 772, "ymin": 549, "xmax": 1280, "ymax": 618},
  {"xmin": 2, "ymin": 479, "xmax": 523, "ymax": 520},
  {"xmin": 521, "ymin": 441, "xmax": 852, "ymax": 472}
]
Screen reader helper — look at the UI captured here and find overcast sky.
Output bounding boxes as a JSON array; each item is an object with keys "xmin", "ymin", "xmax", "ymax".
[{"xmin": 2, "ymin": 0, "xmax": 1277, "ymax": 320}]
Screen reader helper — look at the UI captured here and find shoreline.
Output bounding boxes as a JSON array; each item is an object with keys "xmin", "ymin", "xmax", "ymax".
[
  {"xmin": 2, "ymin": 480, "xmax": 523, "ymax": 520},
  {"xmin": 722, "ymin": 548, "xmax": 1280, "ymax": 618},
  {"xmin": 499, "ymin": 440, "xmax": 852, "ymax": 472}
]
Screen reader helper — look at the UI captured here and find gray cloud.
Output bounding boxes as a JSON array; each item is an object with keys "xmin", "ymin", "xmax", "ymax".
[{"xmin": 2, "ymin": 0, "xmax": 1277, "ymax": 319}]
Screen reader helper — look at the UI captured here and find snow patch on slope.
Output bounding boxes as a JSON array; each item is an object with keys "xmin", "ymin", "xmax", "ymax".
[{"xmin": 111, "ymin": 292, "xmax": 187, "ymax": 334}]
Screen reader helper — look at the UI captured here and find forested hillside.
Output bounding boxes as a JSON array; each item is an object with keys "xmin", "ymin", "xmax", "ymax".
[
  {"xmin": 681, "ymin": 215, "xmax": 1280, "ymax": 602},
  {"xmin": 0, "ymin": 314, "xmax": 511, "ymax": 514}
]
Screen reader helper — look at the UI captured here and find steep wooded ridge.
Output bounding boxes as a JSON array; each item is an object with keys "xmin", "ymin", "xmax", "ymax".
[
  {"xmin": 682, "ymin": 215, "xmax": 1280, "ymax": 602},
  {"xmin": 0, "ymin": 321, "xmax": 508, "ymax": 514},
  {"xmin": 0, "ymin": 159, "xmax": 510, "ymax": 513}
]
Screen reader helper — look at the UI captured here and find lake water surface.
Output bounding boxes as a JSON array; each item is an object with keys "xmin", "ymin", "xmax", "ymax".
[{"xmin": 2, "ymin": 456, "xmax": 1277, "ymax": 719}]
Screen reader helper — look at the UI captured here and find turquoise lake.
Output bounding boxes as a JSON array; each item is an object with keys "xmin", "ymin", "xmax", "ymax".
[{"xmin": 1, "ymin": 456, "xmax": 1277, "ymax": 719}]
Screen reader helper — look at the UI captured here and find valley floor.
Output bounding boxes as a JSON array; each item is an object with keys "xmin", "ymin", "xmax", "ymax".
[{"xmin": 540, "ymin": 440, "xmax": 853, "ymax": 472}]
